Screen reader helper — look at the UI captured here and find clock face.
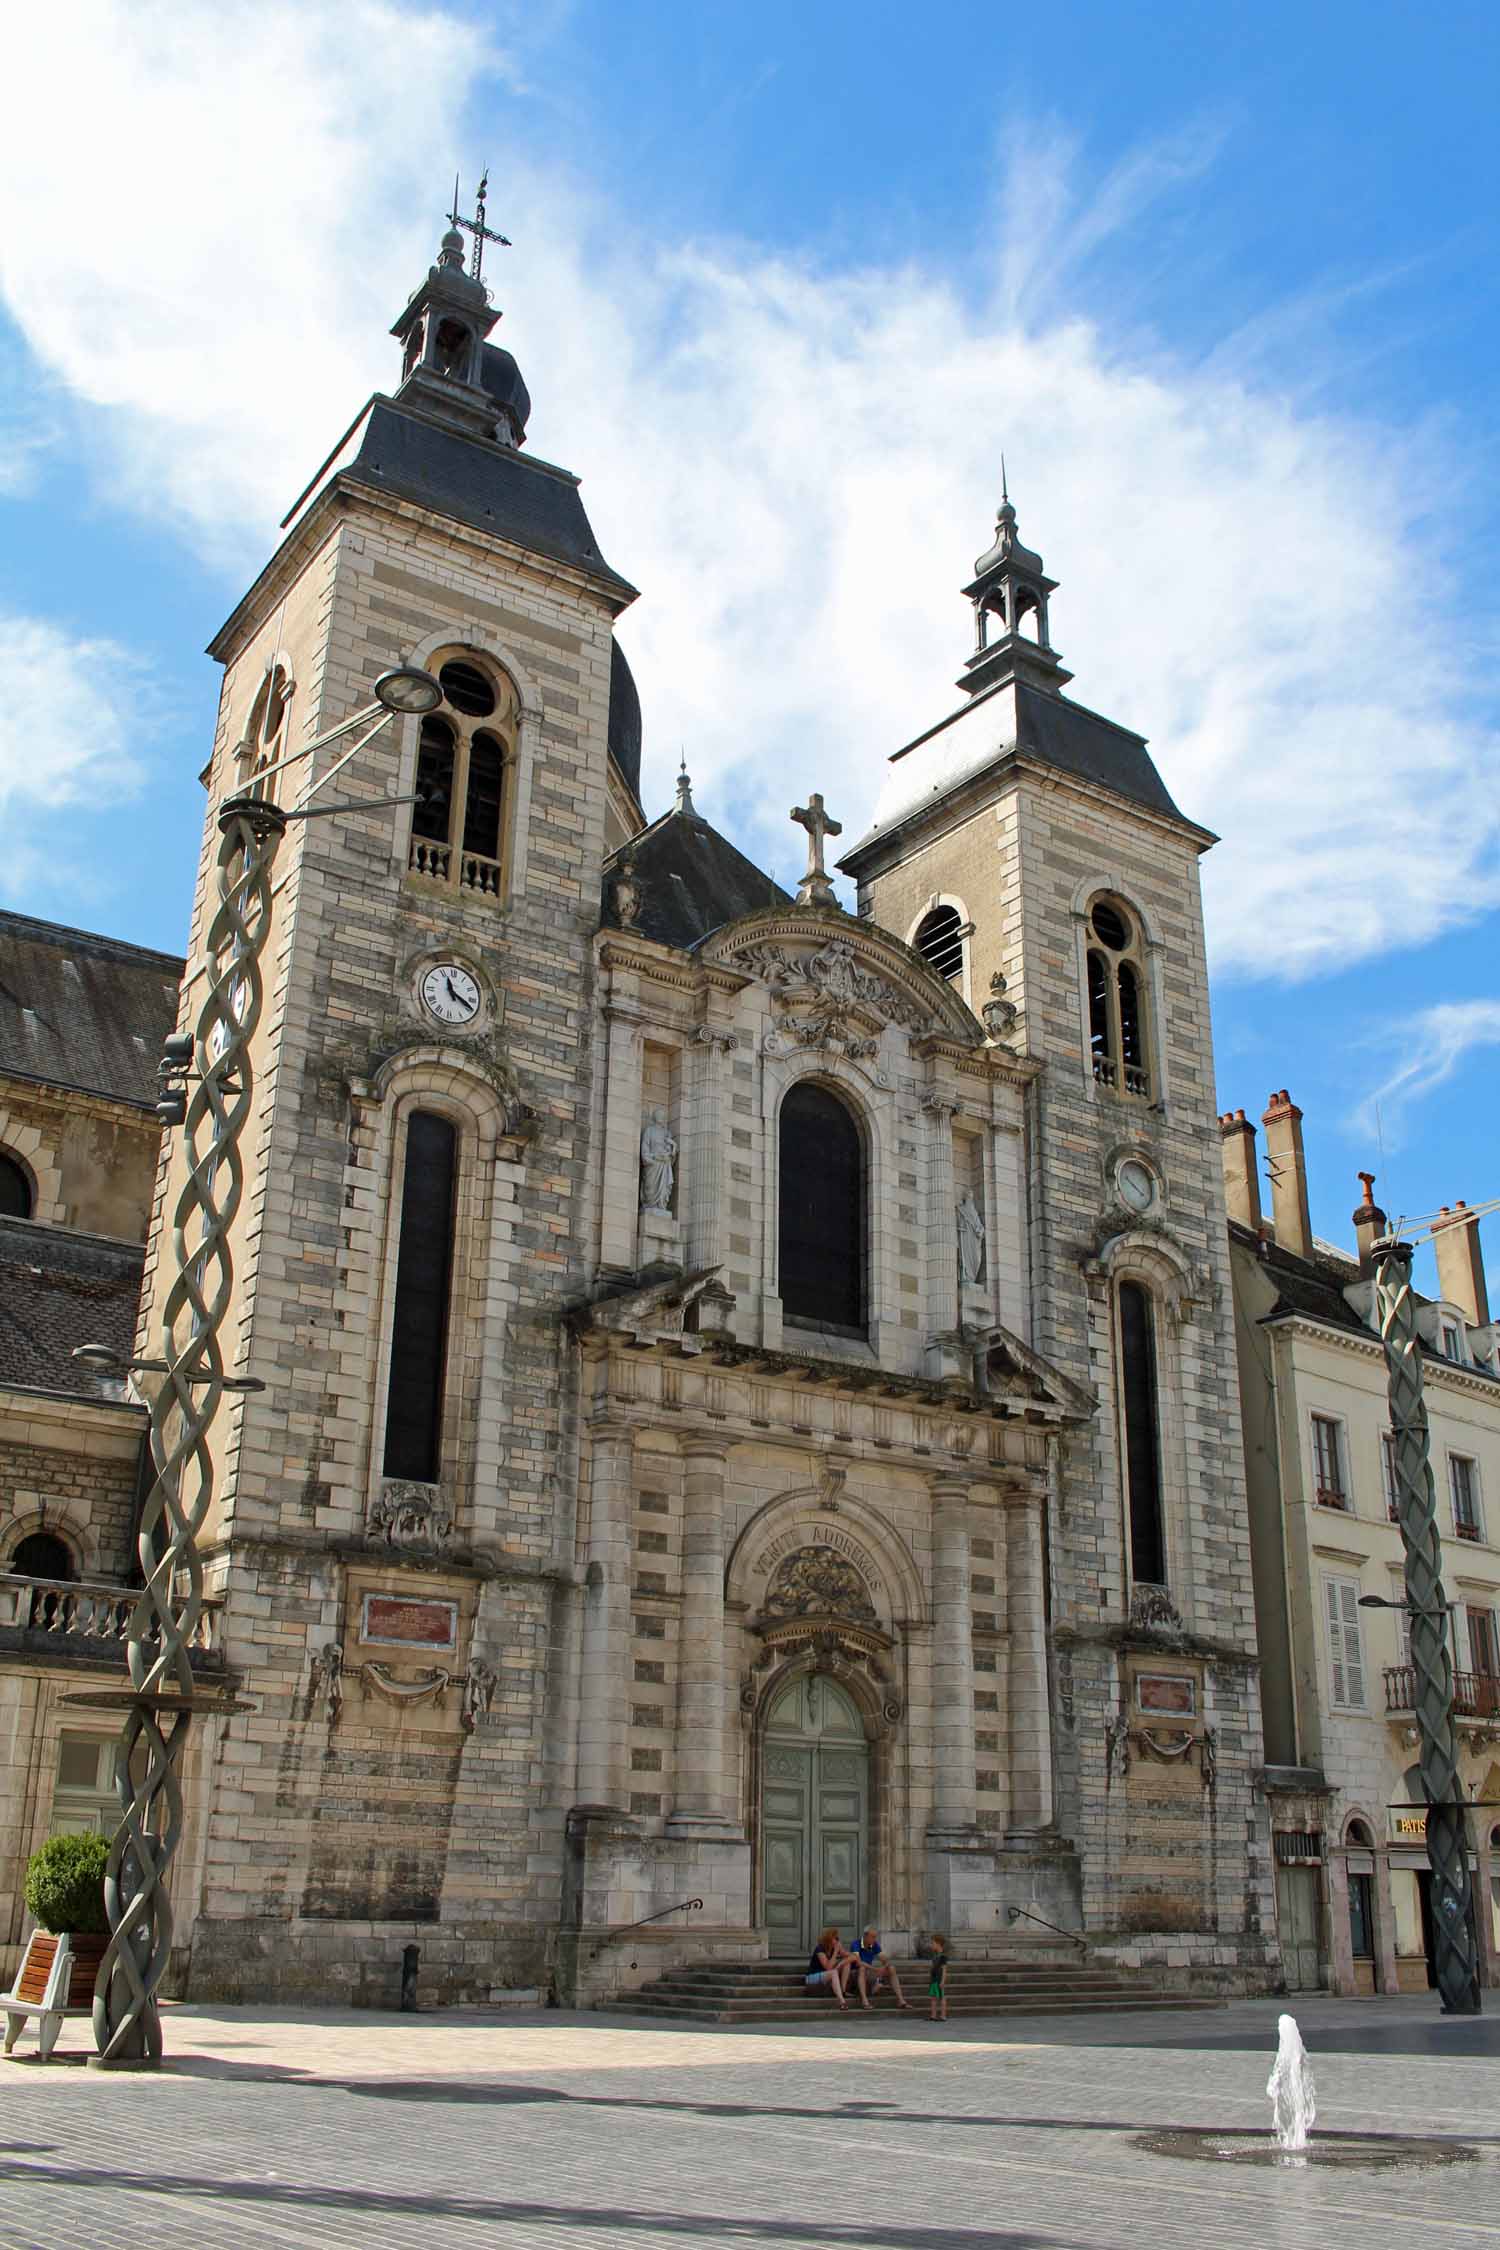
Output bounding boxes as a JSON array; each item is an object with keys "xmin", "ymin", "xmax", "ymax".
[
  {"xmin": 1118, "ymin": 1158, "xmax": 1156, "ymax": 1214},
  {"xmin": 420, "ymin": 963, "xmax": 482, "ymax": 1027}
]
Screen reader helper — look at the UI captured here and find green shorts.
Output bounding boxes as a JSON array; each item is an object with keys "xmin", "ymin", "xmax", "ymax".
[{"xmin": 928, "ymin": 1978, "xmax": 944, "ymax": 1998}]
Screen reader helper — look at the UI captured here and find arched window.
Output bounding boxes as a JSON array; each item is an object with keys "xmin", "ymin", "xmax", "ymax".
[
  {"xmin": 407, "ymin": 655, "xmax": 515, "ymax": 898},
  {"xmin": 913, "ymin": 905, "xmax": 966, "ymax": 985},
  {"xmin": 0, "ymin": 1151, "xmax": 33, "ymax": 1218},
  {"xmin": 240, "ymin": 663, "xmax": 290, "ymax": 802},
  {"xmin": 433, "ymin": 317, "xmax": 473, "ymax": 381},
  {"xmin": 382, "ymin": 1111, "xmax": 458, "ymax": 1485},
  {"xmin": 1344, "ymin": 1817, "xmax": 1373, "ymax": 1848},
  {"xmin": 10, "ymin": 1530, "xmax": 74, "ymax": 1582},
  {"xmin": 1086, "ymin": 896, "xmax": 1153, "ymax": 1099},
  {"xmin": 1118, "ymin": 1279, "xmax": 1167, "ymax": 1587},
  {"xmin": 779, "ymin": 1082, "xmax": 865, "ymax": 1332}
]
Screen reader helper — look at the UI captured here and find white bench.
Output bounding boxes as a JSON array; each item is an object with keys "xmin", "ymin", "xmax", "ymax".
[{"xmin": 2, "ymin": 1931, "xmax": 105, "ymax": 2060}]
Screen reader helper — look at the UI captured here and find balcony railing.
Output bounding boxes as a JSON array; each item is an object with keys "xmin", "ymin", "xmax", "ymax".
[
  {"xmin": 1454, "ymin": 1520, "xmax": 1482, "ymax": 1543},
  {"xmin": 0, "ymin": 1574, "xmax": 222, "ymax": 1656},
  {"xmin": 1384, "ymin": 1664, "xmax": 1500, "ymax": 1719},
  {"xmin": 407, "ymin": 836, "xmax": 503, "ymax": 896}
]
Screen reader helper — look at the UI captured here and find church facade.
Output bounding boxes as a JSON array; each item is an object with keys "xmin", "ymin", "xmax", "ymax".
[{"xmin": 5, "ymin": 209, "xmax": 1278, "ymax": 2004}]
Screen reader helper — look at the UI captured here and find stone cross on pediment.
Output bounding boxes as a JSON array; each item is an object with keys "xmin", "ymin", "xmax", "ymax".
[{"xmin": 791, "ymin": 793, "xmax": 842, "ymax": 908}]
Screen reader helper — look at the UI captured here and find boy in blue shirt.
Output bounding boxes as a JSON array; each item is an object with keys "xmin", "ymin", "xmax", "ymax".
[{"xmin": 849, "ymin": 1926, "xmax": 909, "ymax": 2010}]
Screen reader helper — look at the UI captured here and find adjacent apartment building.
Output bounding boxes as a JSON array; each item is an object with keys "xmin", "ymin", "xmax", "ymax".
[{"xmin": 1223, "ymin": 1091, "xmax": 1500, "ymax": 1995}]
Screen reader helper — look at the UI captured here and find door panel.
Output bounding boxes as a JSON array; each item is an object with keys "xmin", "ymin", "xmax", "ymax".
[
  {"xmin": 763, "ymin": 1677, "xmax": 869, "ymax": 1953},
  {"xmin": 1276, "ymin": 1865, "xmax": 1322, "ymax": 1991}
]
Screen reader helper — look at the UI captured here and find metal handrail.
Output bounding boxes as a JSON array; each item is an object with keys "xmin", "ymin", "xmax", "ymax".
[
  {"xmin": 1006, "ymin": 1906, "xmax": 1087, "ymax": 1951},
  {"xmin": 588, "ymin": 1897, "xmax": 704, "ymax": 1959}
]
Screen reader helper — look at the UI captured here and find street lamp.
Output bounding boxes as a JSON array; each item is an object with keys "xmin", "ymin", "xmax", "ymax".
[
  {"xmin": 69, "ymin": 665, "xmax": 439, "ymax": 2068},
  {"xmin": 1371, "ymin": 1236, "xmax": 1482, "ymax": 2016}
]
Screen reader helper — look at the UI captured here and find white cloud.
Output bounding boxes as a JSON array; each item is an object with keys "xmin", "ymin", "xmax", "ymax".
[
  {"xmin": 1356, "ymin": 1000, "xmax": 1500, "ymax": 1145},
  {"xmin": 0, "ymin": 615, "xmax": 147, "ymax": 898},
  {"xmin": 2, "ymin": 3, "xmax": 1497, "ymax": 977}
]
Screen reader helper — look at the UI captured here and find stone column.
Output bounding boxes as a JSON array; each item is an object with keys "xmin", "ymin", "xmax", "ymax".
[
  {"xmin": 685, "ymin": 1026, "xmax": 735, "ymax": 1275},
  {"xmin": 1004, "ymin": 1483, "xmax": 1054, "ymax": 1830},
  {"xmin": 1373, "ymin": 1847, "xmax": 1401, "ymax": 1994},
  {"xmin": 577, "ymin": 1421, "xmax": 634, "ymax": 1810},
  {"xmin": 921, "ymin": 1094, "xmax": 960, "ymax": 1341},
  {"xmin": 928, "ymin": 1473, "xmax": 977, "ymax": 1833},
  {"xmin": 669, "ymin": 1431, "xmax": 739, "ymax": 1832},
  {"xmin": 598, "ymin": 1005, "xmax": 644, "ymax": 1275}
]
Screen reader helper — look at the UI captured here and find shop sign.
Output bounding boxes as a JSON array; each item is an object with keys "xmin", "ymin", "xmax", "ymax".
[{"xmin": 1391, "ymin": 1810, "xmax": 1427, "ymax": 1841}]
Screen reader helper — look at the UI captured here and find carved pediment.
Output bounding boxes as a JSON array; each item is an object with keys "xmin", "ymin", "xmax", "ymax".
[
  {"xmin": 567, "ymin": 1264, "xmax": 734, "ymax": 1351},
  {"xmin": 702, "ymin": 910, "xmax": 985, "ymax": 1048},
  {"xmin": 971, "ymin": 1322, "xmax": 1095, "ymax": 1420}
]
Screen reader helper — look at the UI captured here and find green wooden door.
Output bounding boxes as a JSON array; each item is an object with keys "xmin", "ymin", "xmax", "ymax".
[{"xmin": 762, "ymin": 1676, "xmax": 869, "ymax": 1955}]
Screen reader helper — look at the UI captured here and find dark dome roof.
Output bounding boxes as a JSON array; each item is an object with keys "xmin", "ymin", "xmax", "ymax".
[
  {"xmin": 479, "ymin": 343, "xmax": 531, "ymax": 437},
  {"xmin": 608, "ymin": 639, "xmax": 642, "ymax": 800}
]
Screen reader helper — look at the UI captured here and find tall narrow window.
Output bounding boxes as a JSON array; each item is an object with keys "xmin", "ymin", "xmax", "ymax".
[
  {"xmin": 913, "ymin": 905, "xmax": 965, "ymax": 984},
  {"xmin": 1118, "ymin": 1279, "xmax": 1166, "ymax": 1586},
  {"xmin": 1311, "ymin": 1414, "xmax": 1349, "ymax": 1509},
  {"xmin": 779, "ymin": 1082, "xmax": 864, "ymax": 1332},
  {"xmin": 1086, "ymin": 897, "xmax": 1152, "ymax": 1098},
  {"xmin": 382, "ymin": 1111, "xmax": 457, "ymax": 1484},
  {"xmin": 1382, "ymin": 1431, "xmax": 1400, "ymax": 1521},
  {"xmin": 406, "ymin": 654, "xmax": 514, "ymax": 898},
  {"xmin": 1451, "ymin": 1454, "xmax": 1482, "ymax": 1540}
]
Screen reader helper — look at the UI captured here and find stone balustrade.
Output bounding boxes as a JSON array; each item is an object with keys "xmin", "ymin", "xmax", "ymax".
[{"xmin": 0, "ymin": 1574, "xmax": 223, "ymax": 1656}]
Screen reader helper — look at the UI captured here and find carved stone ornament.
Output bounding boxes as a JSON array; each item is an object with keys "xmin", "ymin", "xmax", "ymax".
[
  {"xmin": 356, "ymin": 1661, "xmax": 453, "ymax": 1709},
  {"xmin": 981, "ymin": 972, "xmax": 1018, "ymax": 1044},
  {"xmin": 1129, "ymin": 1584, "xmax": 1187, "ymax": 1643},
  {"xmin": 762, "ymin": 1544, "xmax": 879, "ymax": 1627},
  {"xmin": 312, "ymin": 1641, "xmax": 344, "ymax": 1722},
  {"xmin": 730, "ymin": 936, "xmax": 927, "ymax": 1035},
  {"xmin": 369, "ymin": 1481, "xmax": 454, "ymax": 1550},
  {"xmin": 463, "ymin": 1659, "xmax": 497, "ymax": 1733},
  {"xmin": 741, "ymin": 1629, "xmax": 902, "ymax": 1729},
  {"xmin": 1104, "ymin": 1714, "xmax": 1131, "ymax": 1780}
]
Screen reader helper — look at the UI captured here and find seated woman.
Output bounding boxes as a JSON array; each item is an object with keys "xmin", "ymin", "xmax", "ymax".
[
  {"xmin": 805, "ymin": 1927, "xmax": 850, "ymax": 2010},
  {"xmin": 849, "ymin": 1927, "xmax": 908, "ymax": 2010}
]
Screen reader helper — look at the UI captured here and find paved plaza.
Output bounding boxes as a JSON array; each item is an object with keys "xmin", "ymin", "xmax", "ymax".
[{"xmin": 2, "ymin": 1993, "xmax": 1498, "ymax": 2248}]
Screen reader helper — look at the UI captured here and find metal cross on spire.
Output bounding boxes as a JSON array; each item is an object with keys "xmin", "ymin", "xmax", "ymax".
[
  {"xmin": 447, "ymin": 169, "xmax": 511, "ymax": 284},
  {"xmin": 791, "ymin": 792, "xmax": 842, "ymax": 909}
]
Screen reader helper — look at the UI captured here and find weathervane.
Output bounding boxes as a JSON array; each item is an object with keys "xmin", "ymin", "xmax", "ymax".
[{"xmin": 447, "ymin": 169, "xmax": 511, "ymax": 285}]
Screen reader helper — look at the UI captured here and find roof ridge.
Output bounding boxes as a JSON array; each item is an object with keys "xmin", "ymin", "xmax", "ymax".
[{"xmin": 0, "ymin": 908, "xmax": 184, "ymax": 972}]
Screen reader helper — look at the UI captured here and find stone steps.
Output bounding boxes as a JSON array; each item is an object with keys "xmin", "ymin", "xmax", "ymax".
[{"xmin": 596, "ymin": 1956, "xmax": 1225, "ymax": 2023}]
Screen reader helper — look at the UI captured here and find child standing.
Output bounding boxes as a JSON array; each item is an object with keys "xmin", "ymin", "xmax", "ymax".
[{"xmin": 926, "ymin": 1933, "xmax": 948, "ymax": 2022}]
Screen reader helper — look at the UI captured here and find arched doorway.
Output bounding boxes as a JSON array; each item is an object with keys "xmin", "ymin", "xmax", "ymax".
[{"xmin": 762, "ymin": 1674, "xmax": 869, "ymax": 1955}]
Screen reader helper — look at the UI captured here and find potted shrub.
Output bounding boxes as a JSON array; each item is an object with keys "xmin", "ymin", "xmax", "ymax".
[{"xmin": 21, "ymin": 1833, "xmax": 111, "ymax": 2008}]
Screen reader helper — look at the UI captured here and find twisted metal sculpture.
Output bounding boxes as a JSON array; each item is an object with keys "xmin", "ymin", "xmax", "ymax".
[
  {"xmin": 1373, "ymin": 1238, "xmax": 1481, "ymax": 2015},
  {"xmin": 92, "ymin": 798, "xmax": 286, "ymax": 2066}
]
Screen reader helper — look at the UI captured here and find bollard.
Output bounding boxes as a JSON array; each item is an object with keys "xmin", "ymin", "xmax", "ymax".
[{"xmin": 400, "ymin": 1944, "xmax": 420, "ymax": 2012}]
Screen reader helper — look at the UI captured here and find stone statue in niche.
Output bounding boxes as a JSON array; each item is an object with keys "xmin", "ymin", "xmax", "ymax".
[
  {"xmin": 956, "ymin": 1190, "xmax": 986, "ymax": 1286},
  {"xmin": 639, "ymin": 1108, "xmax": 677, "ymax": 1216}
]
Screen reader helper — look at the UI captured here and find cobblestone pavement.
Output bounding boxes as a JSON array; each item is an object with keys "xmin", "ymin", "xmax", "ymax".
[{"xmin": 3, "ymin": 1994, "xmax": 1499, "ymax": 2249}]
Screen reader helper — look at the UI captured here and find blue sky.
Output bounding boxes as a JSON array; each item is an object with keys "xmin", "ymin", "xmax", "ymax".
[{"xmin": 2, "ymin": 0, "xmax": 1497, "ymax": 1296}]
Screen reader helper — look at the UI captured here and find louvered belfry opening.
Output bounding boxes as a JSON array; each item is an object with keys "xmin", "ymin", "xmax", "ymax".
[
  {"xmin": 382, "ymin": 1111, "xmax": 458, "ymax": 1484},
  {"xmin": 914, "ymin": 904, "xmax": 964, "ymax": 984},
  {"xmin": 779, "ymin": 1081, "xmax": 865, "ymax": 1332},
  {"xmin": 1119, "ymin": 1279, "xmax": 1166, "ymax": 1587}
]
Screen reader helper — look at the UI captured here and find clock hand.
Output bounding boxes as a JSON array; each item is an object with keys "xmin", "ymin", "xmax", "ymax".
[{"xmin": 445, "ymin": 975, "xmax": 462, "ymax": 1004}]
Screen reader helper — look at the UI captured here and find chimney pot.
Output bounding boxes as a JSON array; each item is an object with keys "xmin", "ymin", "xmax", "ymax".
[
  {"xmin": 1219, "ymin": 1104, "xmax": 1262, "ymax": 1234},
  {"xmin": 1433, "ymin": 1200, "xmax": 1489, "ymax": 1326},
  {"xmin": 1261, "ymin": 1087, "xmax": 1312, "ymax": 1258}
]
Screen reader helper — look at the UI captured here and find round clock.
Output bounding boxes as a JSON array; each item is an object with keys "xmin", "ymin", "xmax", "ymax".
[
  {"xmin": 420, "ymin": 963, "xmax": 482, "ymax": 1028},
  {"xmin": 1118, "ymin": 1158, "xmax": 1156, "ymax": 1215}
]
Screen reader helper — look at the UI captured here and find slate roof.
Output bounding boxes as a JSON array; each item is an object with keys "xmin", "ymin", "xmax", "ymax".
[
  {"xmin": 844, "ymin": 674, "xmax": 1195, "ymax": 865},
  {"xmin": 609, "ymin": 640, "xmax": 643, "ymax": 802},
  {"xmin": 338, "ymin": 400, "xmax": 637, "ymax": 600},
  {"xmin": 1231, "ymin": 1221, "xmax": 1370, "ymax": 1339},
  {"xmin": 604, "ymin": 801, "xmax": 790, "ymax": 950},
  {"xmin": 0, "ymin": 912, "xmax": 182, "ymax": 1108},
  {"xmin": 0, "ymin": 1215, "xmax": 143, "ymax": 1399}
]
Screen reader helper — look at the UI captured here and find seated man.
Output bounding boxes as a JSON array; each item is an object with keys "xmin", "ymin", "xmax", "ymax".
[{"xmin": 849, "ymin": 1926, "xmax": 908, "ymax": 2009}]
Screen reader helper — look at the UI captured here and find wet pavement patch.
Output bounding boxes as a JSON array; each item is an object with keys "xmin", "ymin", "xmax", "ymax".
[{"xmin": 1134, "ymin": 2128, "xmax": 1481, "ymax": 2170}]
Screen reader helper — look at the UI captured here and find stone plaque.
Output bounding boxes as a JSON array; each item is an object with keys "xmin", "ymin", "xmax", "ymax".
[
  {"xmin": 361, "ymin": 1594, "xmax": 458, "ymax": 1651},
  {"xmin": 1136, "ymin": 1672, "xmax": 1196, "ymax": 1717}
]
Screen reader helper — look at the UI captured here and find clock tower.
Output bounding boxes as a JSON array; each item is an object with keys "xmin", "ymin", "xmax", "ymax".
[{"xmin": 143, "ymin": 196, "xmax": 645, "ymax": 1998}]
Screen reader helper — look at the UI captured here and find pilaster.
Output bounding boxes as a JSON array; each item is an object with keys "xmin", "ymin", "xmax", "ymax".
[
  {"xmin": 927, "ymin": 1471, "xmax": 977, "ymax": 1835},
  {"xmin": 669, "ymin": 1430, "xmax": 740, "ymax": 1834},
  {"xmin": 1004, "ymin": 1483, "xmax": 1053, "ymax": 1830},
  {"xmin": 577, "ymin": 1422, "xmax": 635, "ymax": 1809}
]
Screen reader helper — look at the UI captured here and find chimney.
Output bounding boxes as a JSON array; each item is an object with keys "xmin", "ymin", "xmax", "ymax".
[
  {"xmin": 1352, "ymin": 1171, "xmax": 1388, "ymax": 1276},
  {"xmin": 1261, "ymin": 1089, "xmax": 1313, "ymax": 1260},
  {"xmin": 1219, "ymin": 1108, "xmax": 1262, "ymax": 1233},
  {"xmin": 1432, "ymin": 1202, "xmax": 1490, "ymax": 1328}
]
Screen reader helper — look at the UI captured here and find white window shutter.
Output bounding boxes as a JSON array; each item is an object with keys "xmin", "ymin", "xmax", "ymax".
[
  {"xmin": 1325, "ymin": 1578, "xmax": 1347, "ymax": 1705},
  {"xmin": 1339, "ymin": 1579, "xmax": 1365, "ymax": 1707}
]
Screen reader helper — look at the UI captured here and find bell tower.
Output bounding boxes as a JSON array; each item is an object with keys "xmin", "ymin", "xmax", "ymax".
[
  {"xmin": 143, "ymin": 186, "xmax": 645, "ymax": 2003},
  {"xmin": 840, "ymin": 481, "xmax": 1276, "ymax": 1983}
]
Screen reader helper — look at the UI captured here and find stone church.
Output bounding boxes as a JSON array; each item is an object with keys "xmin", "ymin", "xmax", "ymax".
[{"xmin": 1, "ymin": 206, "xmax": 1277, "ymax": 2005}]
